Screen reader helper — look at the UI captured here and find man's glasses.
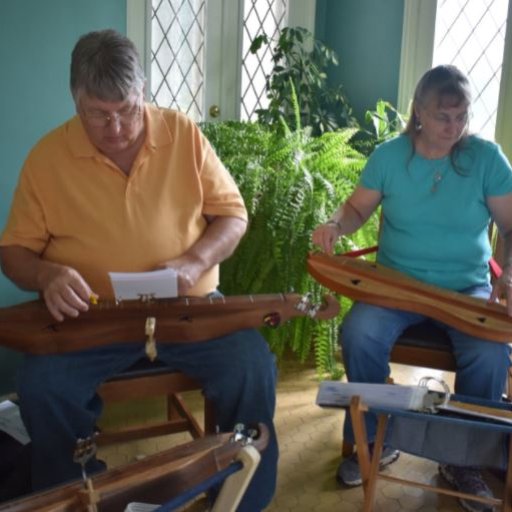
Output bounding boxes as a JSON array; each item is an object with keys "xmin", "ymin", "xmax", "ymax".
[{"xmin": 83, "ymin": 103, "xmax": 142, "ymax": 128}]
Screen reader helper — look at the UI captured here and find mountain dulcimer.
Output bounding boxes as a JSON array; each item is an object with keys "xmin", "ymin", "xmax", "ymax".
[
  {"xmin": 0, "ymin": 292, "xmax": 340, "ymax": 356},
  {"xmin": 0, "ymin": 423, "xmax": 269, "ymax": 512},
  {"xmin": 307, "ymin": 252, "xmax": 512, "ymax": 343}
]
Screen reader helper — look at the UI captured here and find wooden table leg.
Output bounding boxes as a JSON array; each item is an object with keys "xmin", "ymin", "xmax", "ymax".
[
  {"xmin": 504, "ymin": 434, "xmax": 512, "ymax": 512},
  {"xmin": 350, "ymin": 396, "xmax": 391, "ymax": 512},
  {"xmin": 350, "ymin": 396, "xmax": 371, "ymax": 491},
  {"xmin": 363, "ymin": 414, "xmax": 389, "ymax": 512}
]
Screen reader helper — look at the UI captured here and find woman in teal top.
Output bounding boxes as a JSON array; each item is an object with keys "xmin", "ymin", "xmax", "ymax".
[{"xmin": 312, "ymin": 65, "xmax": 512, "ymax": 512}]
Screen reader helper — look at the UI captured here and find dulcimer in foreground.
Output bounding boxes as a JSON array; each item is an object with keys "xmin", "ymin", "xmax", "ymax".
[
  {"xmin": 307, "ymin": 252, "xmax": 512, "ymax": 343},
  {"xmin": 0, "ymin": 423, "xmax": 269, "ymax": 512},
  {"xmin": 0, "ymin": 293, "xmax": 340, "ymax": 355}
]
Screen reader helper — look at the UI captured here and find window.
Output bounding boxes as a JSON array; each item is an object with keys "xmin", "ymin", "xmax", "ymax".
[
  {"xmin": 151, "ymin": 0, "xmax": 206, "ymax": 119},
  {"xmin": 127, "ymin": 0, "xmax": 315, "ymax": 122},
  {"xmin": 398, "ymin": 0, "xmax": 512, "ymax": 156},
  {"xmin": 240, "ymin": 0, "xmax": 288, "ymax": 121}
]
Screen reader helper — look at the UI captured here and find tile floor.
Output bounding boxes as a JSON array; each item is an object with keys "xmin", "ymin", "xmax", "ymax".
[{"xmin": 98, "ymin": 361, "xmax": 506, "ymax": 511}]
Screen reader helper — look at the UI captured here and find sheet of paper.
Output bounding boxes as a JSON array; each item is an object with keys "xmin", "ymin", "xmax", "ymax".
[
  {"xmin": 109, "ymin": 269, "xmax": 178, "ymax": 300},
  {"xmin": 316, "ymin": 381, "xmax": 429, "ymax": 411},
  {"xmin": 0, "ymin": 400, "xmax": 30, "ymax": 445}
]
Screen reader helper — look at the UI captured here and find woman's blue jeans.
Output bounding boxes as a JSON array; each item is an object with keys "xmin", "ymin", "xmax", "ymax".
[
  {"xmin": 340, "ymin": 284, "xmax": 511, "ymax": 445},
  {"xmin": 17, "ymin": 328, "xmax": 278, "ymax": 512}
]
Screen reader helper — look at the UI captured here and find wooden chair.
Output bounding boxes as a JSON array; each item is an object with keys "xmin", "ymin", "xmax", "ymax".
[
  {"xmin": 340, "ymin": 225, "xmax": 511, "ymax": 457},
  {"xmin": 97, "ymin": 359, "xmax": 215, "ymax": 446}
]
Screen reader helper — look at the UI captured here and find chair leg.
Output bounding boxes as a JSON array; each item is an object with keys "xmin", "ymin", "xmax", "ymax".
[
  {"xmin": 167, "ymin": 393, "xmax": 204, "ymax": 439},
  {"xmin": 204, "ymin": 398, "xmax": 216, "ymax": 434},
  {"xmin": 165, "ymin": 391, "xmax": 216, "ymax": 437},
  {"xmin": 341, "ymin": 439, "xmax": 354, "ymax": 457}
]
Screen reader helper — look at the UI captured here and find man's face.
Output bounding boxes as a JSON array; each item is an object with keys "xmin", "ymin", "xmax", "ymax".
[{"xmin": 77, "ymin": 92, "xmax": 145, "ymax": 157}]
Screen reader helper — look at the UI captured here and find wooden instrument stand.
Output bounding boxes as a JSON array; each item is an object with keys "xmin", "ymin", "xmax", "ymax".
[
  {"xmin": 0, "ymin": 423, "xmax": 269, "ymax": 512},
  {"xmin": 350, "ymin": 396, "xmax": 512, "ymax": 511}
]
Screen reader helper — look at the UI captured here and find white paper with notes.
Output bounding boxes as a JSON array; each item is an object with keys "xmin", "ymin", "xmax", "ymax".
[{"xmin": 109, "ymin": 269, "xmax": 178, "ymax": 300}]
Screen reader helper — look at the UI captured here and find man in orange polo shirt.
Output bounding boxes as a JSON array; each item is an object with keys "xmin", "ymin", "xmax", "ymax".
[{"xmin": 0, "ymin": 29, "xmax": 277, "ymax": 512}]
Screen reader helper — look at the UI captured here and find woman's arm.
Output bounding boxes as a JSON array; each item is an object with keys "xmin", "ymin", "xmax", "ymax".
[
  {"xmin": 311, "ymin": 186, "xmax": 382, "ymax": 255},
  {"xmin": 486, "ymin": 194, "xmax": 512, "ymax": 315}
]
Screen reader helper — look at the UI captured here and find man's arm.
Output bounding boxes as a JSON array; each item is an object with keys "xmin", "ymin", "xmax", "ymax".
[
  {"xmin": 0, "ymin": 245, "xmax": 93, "ymax": 321},
  {"xmin": 159, "ymin": 215, "xmax": 247, "ymax": 295}
]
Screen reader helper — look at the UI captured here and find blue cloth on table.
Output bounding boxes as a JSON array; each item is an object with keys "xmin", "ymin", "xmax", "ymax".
[{"xmin": 379, "ymin": 394, "xmax": 512, "ymax": 470}]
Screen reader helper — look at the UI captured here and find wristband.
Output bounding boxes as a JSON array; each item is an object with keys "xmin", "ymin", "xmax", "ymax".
[{"xmin": 326, "ymin": 220, "xmax": 342, "ymax": 231}]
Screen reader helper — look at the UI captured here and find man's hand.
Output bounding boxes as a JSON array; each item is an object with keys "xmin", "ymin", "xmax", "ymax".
[
  {"xmin": 159, "ymin": 254, "xmax": 204, "ymax": 295},
  {"xmin": 38, "ymin": 263, "xmax": 95, "ymax": 321},
  {"xmin": 0, "ymin": 245, "xmax": 95, "ymax": 322},
  {"xmin": 157, "ymin": 216, "xmax": 247, "ymax": 295}
]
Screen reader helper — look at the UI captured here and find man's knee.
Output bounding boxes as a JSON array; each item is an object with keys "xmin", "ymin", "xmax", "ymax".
[
  {"xmin": 228, "ymin": 329, "xmax": 275, "ymax": 364},
  {"xmin": 17, "ymin": 358, "xmax": 53, "ymax": 402},
  {"xmin": 211, "ymin": 329, "xmax": 276, "ymax": 394}
]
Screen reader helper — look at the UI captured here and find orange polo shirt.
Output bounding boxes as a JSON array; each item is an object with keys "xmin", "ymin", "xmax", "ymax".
[{"xmin": 0, "ymin": 104, "xmax": 247, "ymax": 298}]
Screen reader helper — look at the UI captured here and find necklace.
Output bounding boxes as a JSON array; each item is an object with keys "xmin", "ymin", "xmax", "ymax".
[{"xmin": 431, "ymin": 169, "xmax": 443, "ymax": 193}]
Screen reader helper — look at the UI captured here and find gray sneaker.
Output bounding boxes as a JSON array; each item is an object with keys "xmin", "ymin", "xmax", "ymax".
[
  {"xmin": 438, "ymin": 464, "xmax": 495, "ymax": 512},
  {"xmin": 336, "ymin": 445, "xmax": 400, "ymax": 486}
]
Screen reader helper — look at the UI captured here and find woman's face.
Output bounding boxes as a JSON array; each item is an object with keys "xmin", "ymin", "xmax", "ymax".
[{"xmin": 416, "ymin": 96, "xmax": 469, "ymax": 154}]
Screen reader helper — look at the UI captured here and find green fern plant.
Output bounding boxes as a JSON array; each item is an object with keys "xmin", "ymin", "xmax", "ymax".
[{"xmin": 201, "ymin": 116, "xmax": 378, "ymax": 378}]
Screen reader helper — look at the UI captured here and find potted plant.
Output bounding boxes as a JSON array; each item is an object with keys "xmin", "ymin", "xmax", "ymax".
[{"xmin": 201, "ymin": 115, "xmax": 378, "ymax": 378}]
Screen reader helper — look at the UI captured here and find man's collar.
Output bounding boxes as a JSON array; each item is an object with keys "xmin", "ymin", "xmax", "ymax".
[
  {"xmin": 144, "ymin": 103, "xmax": 173, "ymax": 150},
  {"xmin": 66, "ymin": 103, "xmax": 173, "ymax": 158},
  {"xmin": 67, "ymin": 116, "xmax": 97, "ymax": 158}
]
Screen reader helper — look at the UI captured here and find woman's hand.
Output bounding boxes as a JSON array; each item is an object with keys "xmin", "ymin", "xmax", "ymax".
[
  {"xmin": 312, "ymin": 221, "xmax": 341, "ymax": 255},
  {"xmin": 489, "ymin": 265, "xmax": 512, "ymax": 316}
]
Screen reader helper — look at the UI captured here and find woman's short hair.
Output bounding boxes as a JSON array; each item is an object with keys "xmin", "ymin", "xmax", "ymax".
[
  {"xmin": 404, "ymin": 65, "xmax": 472, "ymax": 136},
  {"xmin": 70, "ymin": 29, "xmax": 145, "ymax": 102}
]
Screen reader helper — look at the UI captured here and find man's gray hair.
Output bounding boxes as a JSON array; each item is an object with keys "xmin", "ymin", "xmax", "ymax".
[{"xmin": 70, "ymin": 29, "xmax": 145, "ymax": 102}]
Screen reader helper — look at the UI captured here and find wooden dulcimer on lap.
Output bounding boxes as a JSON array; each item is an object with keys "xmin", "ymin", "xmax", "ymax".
[
  {"xmin": 0, "ymin": 293, "xmax": 339, "ymax": 355},
  {"xmin": 0, "ymin": 423, "xmax": 269, "ymax": 512},
  {"xmin": 307, "ymin": 252, "xmax": 512, "ymax": 343}
]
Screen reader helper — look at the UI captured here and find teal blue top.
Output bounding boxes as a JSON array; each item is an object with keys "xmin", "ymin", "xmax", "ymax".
[{"xmin": 360, "ymin": 135, "xmax": 512, "ymax": 290}]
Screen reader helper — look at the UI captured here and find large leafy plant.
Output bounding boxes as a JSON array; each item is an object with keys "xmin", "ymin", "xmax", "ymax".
[
  {"xmin": 351, "ymin": 99, "xmax": 408, "ymax": 156},
  {"xmin": 201, "ymin": 119, "xmax": 378, "ymax": 378},
  {"xmin": 250, "ymin": 26, "xmax": 356, "ymax": 135}
]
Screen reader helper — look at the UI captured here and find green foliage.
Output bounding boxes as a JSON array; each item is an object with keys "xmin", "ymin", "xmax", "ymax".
[
  {"xmin": 201, "ymin": 120, "xmax": 379, "ymax": 378},
  {"xmin": 250, "ymin": 26, "xmax": 356, "ymax": 136},
  {"xmin": 365, "ymin": 99, "xmax": 407, "ymax": 141},
  {"xmin": 351, "ymin": 99, "xmax": 409, "ymax": 156}
]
